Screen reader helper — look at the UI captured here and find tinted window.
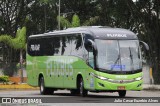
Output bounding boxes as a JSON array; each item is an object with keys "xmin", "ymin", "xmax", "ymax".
[
  {"xmin": 53, "ymin": 37, "xmax": 61, "ymax": 55},
  {"xmin": 27, "ymin": 33, "xmax": 84, "ymax": 57},
  {"xmin": 27, "ymin": 38, "xmax": 41, "ymax": 56},
  {"xmin": 40, "ymin": 37, "xmax": 53, "ymax": 55},
  {"xmin": 61, "ymin": 35, "xmax": 72, "ymax": 55},
  {"xmin": 61, "ymin": 34, "xmax": 83, "ymax": 57},
  {"xmin": 70, "ymin": 34, "xmax": 83, "ymax": 57}
]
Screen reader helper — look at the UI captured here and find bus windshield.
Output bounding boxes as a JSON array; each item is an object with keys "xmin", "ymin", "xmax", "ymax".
[{"xmin": 95, "ymin": 39, "xmax": 142, "ymax": 72}]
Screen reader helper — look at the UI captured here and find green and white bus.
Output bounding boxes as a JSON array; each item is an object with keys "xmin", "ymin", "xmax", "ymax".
[{"xmin": 27, "ymin": 26, "xmax": 148, "ymax": 97}]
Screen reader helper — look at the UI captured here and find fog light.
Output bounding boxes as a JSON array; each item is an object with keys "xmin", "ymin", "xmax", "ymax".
[
  {"xmin": 137, "ymin": 83, "xmax": 142, "ymax": 87},
  {"xmin": 98, "ymin": 82, "xmax": 105, "ymax": 87}
]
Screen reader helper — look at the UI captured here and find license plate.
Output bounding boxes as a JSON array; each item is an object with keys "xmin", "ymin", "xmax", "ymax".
[{"xmin": 117, "ymin": 86, "xmax": 125, "ymax": 90}]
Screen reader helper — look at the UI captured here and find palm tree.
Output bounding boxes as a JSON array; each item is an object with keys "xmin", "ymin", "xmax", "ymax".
[
  {"xmin": 57, "ymin": 14, "xmax": 99, "ymax": 29},
  {"xmin": 0, "ymin": 27, "xmax": 26, "ymax": 83}
]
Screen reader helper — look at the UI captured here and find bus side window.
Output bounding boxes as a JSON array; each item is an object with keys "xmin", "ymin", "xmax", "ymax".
[
  {"xmin": 28, "ymin": 38, "xmax": 41, "ymax": 56},
  {"xmin": 61, "ymin": 34, "xmax": 83, "ymax": 57},
  {"xmin": 61, "ymin": 35, "xmax": 71, "ymax": 55},
  {"xmin": 71, "ymin": 34, "xmax": 83, "ymax": 57},
  {"xmin": 41, "ymin": 38, "xmax": 52, "ymax": 56},
  {"xmin": 27, "ymin": 38, "xmax": 35, "ymax": 56},
  {"xmin": 53, "ymin": 37, "xmax": 61, "ymax": 55}
]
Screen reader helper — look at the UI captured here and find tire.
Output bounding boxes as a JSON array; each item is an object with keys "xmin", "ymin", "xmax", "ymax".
[
  {"xmin": 79, "ymin": 78, "xmax": 88, "ymax": 97},
  {"xmin": 70, "ymin": 89, "xmax": 79, "ymax": 95},
  {"xmin": 118, "ymin": 90, "xmax": 126, "ymax": 97},
  {"xmin": 39, "ymin": 77, "xmax": 53, "ymax": 95}
]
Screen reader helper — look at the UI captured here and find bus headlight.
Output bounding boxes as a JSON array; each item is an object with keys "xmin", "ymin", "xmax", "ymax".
[
  {"xmin": 90, "ymin": 73, "xmax": 143, "ymax": 83},
  {"xmin": 135, "ymin": 77, "xmax": 143, "ymax": 81},
  {"xmin": 90, "ymin": 73, "xmax": 107, "ymax": 80},
  {"xmin": 97, "ymin": 76, "xmax": 107, "ymax": 80}
]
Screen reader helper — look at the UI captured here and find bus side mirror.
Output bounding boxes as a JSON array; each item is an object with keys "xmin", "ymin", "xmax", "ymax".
[
  {"xmin": 85, "ymin": 39, "xmax": 96, "ymax": 52},
  {"xmin": 140, "ymin": 41, "xmax": 149, "ymax": 51},
  {"xmin": 140, "ymin": 41, "xmax": 149, "ymax": 64}
]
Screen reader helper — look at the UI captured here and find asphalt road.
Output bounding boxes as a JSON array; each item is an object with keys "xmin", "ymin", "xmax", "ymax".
[
  {"xmin": 0, "ymin": 89, "xmax": 160, "ymax": 97},
  {"xmin": 0, "ymin": 90, "xmax": 160, "ymax": 105}
]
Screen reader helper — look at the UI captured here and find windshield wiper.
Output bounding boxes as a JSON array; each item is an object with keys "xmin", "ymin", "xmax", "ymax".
[
  {"xmin": 111, "ymin": 54, "xmax": 120, "ymax": 71},
  {"xmin": 129, "ymin": 47, "xmax": 134, "ymax": 70}
]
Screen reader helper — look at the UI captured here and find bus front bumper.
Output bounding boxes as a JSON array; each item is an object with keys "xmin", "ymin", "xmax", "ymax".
[{"xmin": 94, "ymin": 78, "xmax": 143, "ymax": 91}]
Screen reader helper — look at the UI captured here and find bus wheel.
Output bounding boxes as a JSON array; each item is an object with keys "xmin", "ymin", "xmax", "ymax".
[
  {"xmin": 39, "ymin": 77, "xmax": 53, "ymax": 95},
  {"xmin": 118, "ymin": 90, "xmax": 126, "ymax": 97},
  {"xmin": 79, "ymin": 78, "xmax": 88, "ymax": 97},
  {"xmin": 70, "ymin": 89, "xmax": 79, "ymax": 95}
]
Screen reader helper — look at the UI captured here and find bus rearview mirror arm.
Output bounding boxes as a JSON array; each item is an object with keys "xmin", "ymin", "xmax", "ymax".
[
  {"xmin": 88, "ymin": 39, "xmax": 97, "ymax": 51},
  {"xmin": 140, "ymin": 41, "xmax": 149, "ymax": 51}
]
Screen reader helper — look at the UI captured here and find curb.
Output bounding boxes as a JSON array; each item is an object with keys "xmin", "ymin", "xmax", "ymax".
[
  {"xmin": 0, "ymin": 84, "xmax": 39, "ymax": 89},
  {"xmin": 143, "ymin": 84, "xmax": 160, "ymax": 91}
]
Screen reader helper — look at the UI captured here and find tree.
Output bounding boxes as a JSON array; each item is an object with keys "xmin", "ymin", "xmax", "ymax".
[
  {"xmin": 0, "ymin": 27, "xmax": 26, "ymax": 82},
  {"xmin": 0, "ymin": 0, "xmax": 32, "ymax": 76},
  {"xmin": 0, "ymin": 0, "xmax": 159, "ymax": 84},
  {"xmin": 0, "ymin": 0, "xmax": 32, "ymax": 35},
  {"xmin": 125, "ymin": 0, "xmax": 160, "ymax": 84},
  {"xmin": 57, "ymin": 14, "xmax": 99, "ymax": 29},
  {"xmin": 0, "ymin": 27, "xmax": 26, "ymax": 50}
]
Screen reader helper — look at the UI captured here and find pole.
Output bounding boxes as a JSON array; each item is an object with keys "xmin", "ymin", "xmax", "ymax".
[
  {"xmin": 20, "ymin": 49, "xmax": 23, "ymax": 83},
  {"xmin": 58, "ymin": 0, "xmax": 61, "ymax": 30},
  {"xmin": 44, "ymin": 4, "xmax": 46, "ymax": 32}
]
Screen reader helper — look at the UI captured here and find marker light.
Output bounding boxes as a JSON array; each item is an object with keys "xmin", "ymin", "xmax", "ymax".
[{"xmin": 135, "ymin": 77, "xmax": 143, "ymax": 81}]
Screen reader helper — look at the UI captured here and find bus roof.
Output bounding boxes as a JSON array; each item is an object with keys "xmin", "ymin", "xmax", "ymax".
[{"xmin": 29, "ymin": 26, "xmax": 138, "ymax": 40}]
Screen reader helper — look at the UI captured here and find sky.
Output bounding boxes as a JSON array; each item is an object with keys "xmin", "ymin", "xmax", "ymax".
[{"xmin": 132, "ymin": 0, "xmax": 138, "ymax": 2}]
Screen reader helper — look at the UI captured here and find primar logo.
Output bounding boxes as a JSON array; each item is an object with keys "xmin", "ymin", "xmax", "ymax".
[
  {"xmin": 31, "ymin": 44, "xmax": 40, "ymax": 51},
  {"xmin": 107, "ymin": 34, "xmax": 127, "ymax": 38}
]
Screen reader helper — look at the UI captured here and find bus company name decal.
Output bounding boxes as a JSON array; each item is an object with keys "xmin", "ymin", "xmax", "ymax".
[
  {"xmin": 46, "ymin": 58, "xmax": 74, "ymax": 76},
  {"xmin": 106, "ymin": 34, "xmax": 127, "ymax": 38},
  {"xmin": 31, "ymin": 44, "xmax": 40, "ymax": 51}
]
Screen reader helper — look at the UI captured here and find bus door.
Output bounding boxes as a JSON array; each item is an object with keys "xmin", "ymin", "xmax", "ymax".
[{"xmin": 84, "ymin": 38, "xmax": 96, "ymax": 90}]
